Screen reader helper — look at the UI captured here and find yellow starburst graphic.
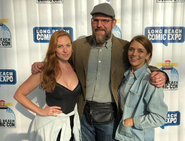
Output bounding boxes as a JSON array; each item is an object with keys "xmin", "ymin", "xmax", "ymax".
[
  {"xmin": 0, "ymin": 19, "xmax": 8, "ymax": 23},
  {"xmin": 157, "ymin": 62, "xmax": 179, "ymax": 67},
  {"xmin": 5, "ymin": 103, "xmax": 13, "ymax": 106}
]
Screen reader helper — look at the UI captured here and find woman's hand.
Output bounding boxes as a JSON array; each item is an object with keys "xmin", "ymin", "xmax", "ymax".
[
  {"xmin": 124, "ymin": 118, "xmax": 134, "ymax": 127},
  {"xmin": 39, "ymin": 105, "xmax": 62, "ymax": 117}
]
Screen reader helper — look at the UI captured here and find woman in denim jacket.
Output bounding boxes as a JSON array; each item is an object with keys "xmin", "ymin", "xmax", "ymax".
[{"xmin": 115, "ymin": 35, "xmax": 168, "ymax": 141}]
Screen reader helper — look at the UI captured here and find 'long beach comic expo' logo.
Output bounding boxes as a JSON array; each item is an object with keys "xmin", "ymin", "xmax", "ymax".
[
  {"xmin": 37, "ymin": 0, "xmax": 63, "ymax": 3},
  {"xmin": 145, "ymin": 26, "xmax": 184, "ymax": 46},
  {"xmin": 33, "ymin": 27, "xmax": 73, "ymax": 43},
  {"xmin": 157, "ymin": 0, "xmax": 185, "ymax": 3},
  {"xmin": 157, "ymin": 60, "xmax": 179, "ymax": 90},
  {"xmin": 161, "ymin": 111, "xmax": 180, "ymax": 129},
  {"xmin": 0, "ymin": 100, "xmax": 16, "ymax": 128},
  {"xmin": 0, "ymin": 69, "xmax": 16, "ymax": 85},
  {"xmin": 0, "ymin": 23, "xmax": 11, "ymax": 48}
]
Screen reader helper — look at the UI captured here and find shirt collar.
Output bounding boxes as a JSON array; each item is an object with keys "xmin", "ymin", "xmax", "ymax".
[
  {"xmin": 124, "ymin": 63, "xmax": 148, "ymax": 79},
  {"xmin": 92, "ymin": 35, "xmax": 112, "ymax": 49}
]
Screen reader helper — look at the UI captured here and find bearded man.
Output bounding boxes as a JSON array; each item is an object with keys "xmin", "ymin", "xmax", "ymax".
[
  {"xmin": 31, "ymin": 3, "xmax": 168, "ymax": 141},
  {"xmin": 71, "ymin": 3, "xmax": 168, "ymax": 141}
]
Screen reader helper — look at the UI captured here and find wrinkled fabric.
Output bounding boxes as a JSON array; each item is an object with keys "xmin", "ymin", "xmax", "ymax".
[
  {"xmin": 29, "ymin": 104, "xmax": 81, "ymax": 141},
  {"xmin": 115, "ymin": 64, "xmax": 168, "ymax": 141}
]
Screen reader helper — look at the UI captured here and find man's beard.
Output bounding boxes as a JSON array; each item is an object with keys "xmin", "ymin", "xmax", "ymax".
[{"xmin": 92, "ymin": 28, "xmax": 111, "ymax": 44}]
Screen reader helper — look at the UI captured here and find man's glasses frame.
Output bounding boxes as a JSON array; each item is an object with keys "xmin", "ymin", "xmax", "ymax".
[{"xmin": 91, "ymin": 18, "xmax": 113, "ymax": 25}]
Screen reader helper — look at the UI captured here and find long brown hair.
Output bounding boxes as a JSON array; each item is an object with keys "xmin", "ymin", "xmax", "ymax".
[{"xmin": 42, "ymin": 30, "xmax": 72, "ymax": 92}]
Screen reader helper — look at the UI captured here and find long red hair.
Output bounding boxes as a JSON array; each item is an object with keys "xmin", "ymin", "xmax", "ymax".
[{"xmin": 41, "ymin": 30, "xmax": 72, "ymax": 92}]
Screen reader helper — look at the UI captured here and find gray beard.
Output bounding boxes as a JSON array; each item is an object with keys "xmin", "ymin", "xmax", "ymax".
[{"xmin": 92, "ymin": 31, "xmax": 111, "ymax": 44}]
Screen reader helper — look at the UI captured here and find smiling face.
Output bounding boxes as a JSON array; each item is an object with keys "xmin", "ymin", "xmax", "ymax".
[
  {"xmin": 55, "ymin": 36, "xmax": 72, "ymax": 62},
  {"xmin": 128, "ymin": 40, "xmax": 151, "ymax": 72},
  {"xmin": 91, "ymin": 14, "xmax": 116, "ymax": 44}
]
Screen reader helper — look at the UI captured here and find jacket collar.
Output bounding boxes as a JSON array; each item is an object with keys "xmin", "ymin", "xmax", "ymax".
[{"xmin": 111, "ymin": 35, "xmax": 124, "ymax": 75}]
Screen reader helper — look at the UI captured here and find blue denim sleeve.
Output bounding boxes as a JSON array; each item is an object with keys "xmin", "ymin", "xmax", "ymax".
[{"xmin": 133, "ymin": 85, "xmax": 168, "ymax": 130}]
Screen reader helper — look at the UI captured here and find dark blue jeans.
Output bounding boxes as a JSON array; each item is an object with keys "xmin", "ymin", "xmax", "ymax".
[{"xmin": 81, "ymin": 112, "xmax": 118, "ymax": 141}]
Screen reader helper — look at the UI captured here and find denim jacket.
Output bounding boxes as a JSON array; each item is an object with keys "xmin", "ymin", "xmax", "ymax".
[{"xmin": 115, "ymin": 64, "xmax": 168, "ymax": 141}]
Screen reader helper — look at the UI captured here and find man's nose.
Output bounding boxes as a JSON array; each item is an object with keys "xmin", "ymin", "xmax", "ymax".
[{"xmin": 97, "ymin": 20, "xmax": 103, "ymax": 27}]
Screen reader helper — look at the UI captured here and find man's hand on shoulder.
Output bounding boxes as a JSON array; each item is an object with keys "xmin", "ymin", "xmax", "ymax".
[
  {"xmin": 150, "ymin": 71, "xmax": 166, "ymax": 87},
  {"xmin": 31, "ymin": 62, "xmax": 44, "ymax": 74}
]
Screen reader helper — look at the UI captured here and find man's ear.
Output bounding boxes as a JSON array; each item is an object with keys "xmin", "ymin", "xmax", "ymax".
[{"xmin": 112, "ymin": 19, "xmax": 117, "ymax": 29}]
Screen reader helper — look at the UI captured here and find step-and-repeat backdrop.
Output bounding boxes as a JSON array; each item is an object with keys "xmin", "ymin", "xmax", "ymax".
[{"xmin": 0, "ymin": 0, "xmax": 185, "ymax": 141}]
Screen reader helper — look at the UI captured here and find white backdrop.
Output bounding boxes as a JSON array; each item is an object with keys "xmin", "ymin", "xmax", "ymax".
[{"xmin": 0, "ymin": 0, "xmax": 185, "ymax": 141}]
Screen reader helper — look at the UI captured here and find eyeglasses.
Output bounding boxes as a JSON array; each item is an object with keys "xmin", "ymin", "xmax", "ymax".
[{"xmin": 91, "ymin": 18, "xmax": 113, "ymax": 25}]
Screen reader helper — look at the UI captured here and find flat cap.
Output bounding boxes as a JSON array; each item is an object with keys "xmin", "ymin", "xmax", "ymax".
[{"xmin": 90, "ymin": 3, "xmax": 115, "ymax": 19}]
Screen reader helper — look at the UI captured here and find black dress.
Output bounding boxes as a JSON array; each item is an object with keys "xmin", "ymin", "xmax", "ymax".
[{"xmin": 46, "ymin": 82, "xmax": 82, "ymax": 141}]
